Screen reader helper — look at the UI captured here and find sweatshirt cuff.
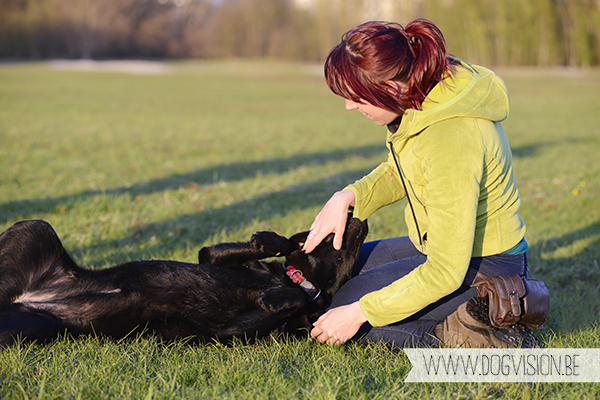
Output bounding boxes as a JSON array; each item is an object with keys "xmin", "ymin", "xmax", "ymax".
[{"xmin": 359, "ymin": 293, "xmax": 401, "ymax": 327}]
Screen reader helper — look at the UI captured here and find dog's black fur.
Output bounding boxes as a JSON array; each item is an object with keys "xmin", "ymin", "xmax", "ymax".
[{"xmin": 0, "ymin": 218, "xmax": 368, "ymax": 346}]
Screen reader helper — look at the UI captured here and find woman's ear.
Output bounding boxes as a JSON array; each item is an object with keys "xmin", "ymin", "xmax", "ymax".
[{"xmin": 386, "ymin": 80, "xmax": 407, "ymax": 96}]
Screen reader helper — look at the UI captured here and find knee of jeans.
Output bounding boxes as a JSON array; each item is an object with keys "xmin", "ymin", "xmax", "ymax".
[{"xmin": 354, "ymin": 322, "xmax": 439, "ymax": 349}]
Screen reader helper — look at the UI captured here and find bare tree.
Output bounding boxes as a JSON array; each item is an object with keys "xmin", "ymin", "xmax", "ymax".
[{"xmin": 1, "ymin": 0, "xmax": 600, "ymax": 65}]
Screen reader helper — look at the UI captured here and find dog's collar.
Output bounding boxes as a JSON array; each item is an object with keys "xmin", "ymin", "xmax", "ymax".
[{"xmin": 285, "ymin": 265, "xmax": 324, "ymax": 308}]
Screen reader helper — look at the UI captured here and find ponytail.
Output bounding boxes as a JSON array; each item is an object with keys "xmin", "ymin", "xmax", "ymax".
[{"xmin": 404, "ymin": 19, "xmax": 454, "ymax": 110}]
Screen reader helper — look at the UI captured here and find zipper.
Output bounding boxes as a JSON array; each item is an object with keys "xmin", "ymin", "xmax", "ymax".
[{"xmin": 388, "ymin": 141, "xmax": 424, "ymax": 253}]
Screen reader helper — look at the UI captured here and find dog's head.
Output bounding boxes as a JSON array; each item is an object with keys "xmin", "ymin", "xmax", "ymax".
[{"xmin": 284, "ymin": 217, "xmax": 368, "ymax": 298}]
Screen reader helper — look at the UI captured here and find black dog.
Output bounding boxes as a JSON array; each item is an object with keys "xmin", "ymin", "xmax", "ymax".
[{"xmin": 0, "ymin": 218, "xmax": 368, "ymax": 346}]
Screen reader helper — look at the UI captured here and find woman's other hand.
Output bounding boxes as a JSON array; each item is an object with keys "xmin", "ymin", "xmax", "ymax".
[
  {"xmin": 310, "ymin": 301, "xmax": 367, "ymax": 345},
  {"xmin": 302, "ymin": 190, "xmax": 356, "ymax": 253}
]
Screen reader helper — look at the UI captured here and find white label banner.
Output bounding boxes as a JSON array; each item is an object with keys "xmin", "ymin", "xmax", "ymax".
[{"xmin": 404, "ymin": 348, "xmax": 600, "ymax": 383}]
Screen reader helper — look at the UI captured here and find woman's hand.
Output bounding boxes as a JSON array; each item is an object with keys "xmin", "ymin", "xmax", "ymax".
[
  {"xmin": 302, "ymin": 190, "xmax": 355, "ymax": 253},
  {"xmin": 310, "ymin": 301, "xmax": 367, "ymax": 345}
]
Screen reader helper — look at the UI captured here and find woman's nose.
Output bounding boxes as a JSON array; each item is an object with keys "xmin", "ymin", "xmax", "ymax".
[{"xmin": 345, "ymin": 99, "xmax": 358, "ymax": 111}]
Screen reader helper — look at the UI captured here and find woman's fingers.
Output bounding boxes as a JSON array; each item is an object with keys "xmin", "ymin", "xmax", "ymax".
[
  {"xmin": 332, "ymin": 226, "xmax": 345, "ymax": 251},
  {"xmin": 310, "ymin": 302, "xmax": 367, "ymax": 345},
  {"xmin": 310, "ymin": 312, "xmax": 334, "ymax": 343},
  {"xmin": 302, "ymin": 190, "xmax": 355, "ymax": 253},
  {"xmin": 303, "ymin": 222, "xmax": 326, "ymax": 254},
  {"xmin": 303, "ymin": 222, "xmax": 344, "ymax": 253}
]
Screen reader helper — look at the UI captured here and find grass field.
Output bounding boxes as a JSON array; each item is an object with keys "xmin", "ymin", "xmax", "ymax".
[{"xmin": 1, "ymin": 60, "xmax": 599, "ymax": 398}]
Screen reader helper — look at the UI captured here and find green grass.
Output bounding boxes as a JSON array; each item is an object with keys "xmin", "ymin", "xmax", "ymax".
[{"xmin": 1, "ymin": 60, "xmax": 599, "ymax": 398}]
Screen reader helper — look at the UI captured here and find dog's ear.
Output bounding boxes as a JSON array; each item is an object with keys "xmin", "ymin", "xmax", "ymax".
[{"xmin": 288, "ymin": 231, "xmax": 309, "ymax": 248}]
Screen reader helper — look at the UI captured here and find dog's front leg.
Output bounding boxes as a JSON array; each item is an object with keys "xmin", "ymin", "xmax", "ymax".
[
  {"xmin": 215, "ymin": 287, "xmax": 307, "ymax": 342},
  {"xmin": 198, "ymin": 231, "xmax": 296, "ymax": 266}
]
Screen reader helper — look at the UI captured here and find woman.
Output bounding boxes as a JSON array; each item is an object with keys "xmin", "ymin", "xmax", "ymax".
[{"xmin": 302, "ymin": 19, "xmax": 533, "ymax": 348}]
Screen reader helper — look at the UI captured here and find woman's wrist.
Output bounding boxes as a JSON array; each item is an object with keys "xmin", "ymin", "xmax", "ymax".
[
  {"xmin": 350, "ymin": 300, "xmax": 368, "ymax": 324},
  {"xmin": 335, "ymin": 189, "xmax": 356, "ymax": 208}
]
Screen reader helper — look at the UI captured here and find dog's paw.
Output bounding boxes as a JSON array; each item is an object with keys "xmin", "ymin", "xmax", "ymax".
[
  {"xmin": 258, "ymin": 287, "xmax": 305, "ymax": 313},
  {"xmin": 251, "ymin": 231, "xmax": 293, "ymax": 257}
]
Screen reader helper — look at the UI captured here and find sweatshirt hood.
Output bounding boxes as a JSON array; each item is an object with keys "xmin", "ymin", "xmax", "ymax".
[{"xmin": 389, "ymin": 59, "xmax": 510, "ymax": 140}]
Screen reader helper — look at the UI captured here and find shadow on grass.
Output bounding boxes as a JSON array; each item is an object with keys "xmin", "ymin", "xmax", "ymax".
[
  {"xmin": 3, "ymin": 138, "xmax": 572, "ymax": 226},
  {"xmin": 509, "ymin": 137, "xmax": 590, "ymax": 159},
  {"xmin": 57, "ymin": 163, "xmax": 376, "ymax": 267},
  {"xmin": 0, "ymin": 144, "xmax": 385, "ymax": 225},
  {"xmin": 528, "ymin": 220, "xmax": 600, "ymax": 332}
]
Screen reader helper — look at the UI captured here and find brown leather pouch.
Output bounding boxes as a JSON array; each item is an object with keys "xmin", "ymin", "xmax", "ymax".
[{"xmin": 471, "ymin": 272, "xmax": 550, "ymax": 329}]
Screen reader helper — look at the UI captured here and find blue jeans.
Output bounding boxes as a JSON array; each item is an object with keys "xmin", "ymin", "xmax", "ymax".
[{"xmin": 330, "ymin": 237, "xmax": 528, "ymax": 349}]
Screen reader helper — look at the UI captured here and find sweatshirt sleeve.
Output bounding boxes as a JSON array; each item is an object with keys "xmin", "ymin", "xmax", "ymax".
[
  {"xmin": 359, "ymin": 124, "xmax": 485, "ymax": 326},
  {"xmin": 344, "ymin": 155, "xmax": 407, "ymax": 221}
]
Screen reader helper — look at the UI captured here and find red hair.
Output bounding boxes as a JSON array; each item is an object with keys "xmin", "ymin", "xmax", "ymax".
[{"xmin": 324, "ymin": 19, "xmax": 456, "ymax": 113}]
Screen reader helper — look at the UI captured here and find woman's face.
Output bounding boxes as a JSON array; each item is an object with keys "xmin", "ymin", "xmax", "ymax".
[{"xmin": 344, "ymin": 98, "xmax": 401, "ymax": 126}]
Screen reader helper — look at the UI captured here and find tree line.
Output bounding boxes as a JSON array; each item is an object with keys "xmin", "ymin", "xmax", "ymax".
[{"xmin": 1, "ymin": 0, "xmax": 599, "ymax": 66}]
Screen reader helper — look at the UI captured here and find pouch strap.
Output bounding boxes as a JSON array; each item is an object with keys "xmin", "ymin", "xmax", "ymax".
[{"xmin": 500, "ymin": 275, "xmax": 525, "ymax": 317}]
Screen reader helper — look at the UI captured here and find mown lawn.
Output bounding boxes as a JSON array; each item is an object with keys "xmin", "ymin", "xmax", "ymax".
[{"xmin": 0, "ymin": 60, "xmax": 599, "ymax": 398}]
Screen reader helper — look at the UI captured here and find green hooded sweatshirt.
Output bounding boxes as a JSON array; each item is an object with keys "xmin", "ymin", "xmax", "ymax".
[{"xmin": 346, "ymin": 60, "xmax": 526, "ymax": 327}]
